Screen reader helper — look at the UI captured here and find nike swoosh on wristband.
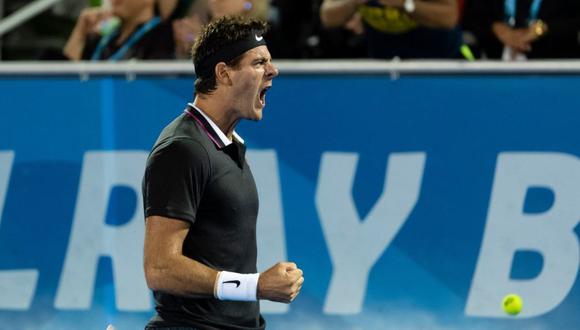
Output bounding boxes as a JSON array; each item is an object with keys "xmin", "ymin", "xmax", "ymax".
[
  {"xmin": 255, "ymin": 34, "xmax": 263, "ymax": 41},
  {"xmin": 223, "ymin": 280, "xmax": 241, "ymax": 288}
]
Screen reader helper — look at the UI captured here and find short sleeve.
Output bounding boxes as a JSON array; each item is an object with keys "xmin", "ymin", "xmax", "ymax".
[{"xmin": 143, "ymin": 138, "xmax": 211, "ymax": 223}]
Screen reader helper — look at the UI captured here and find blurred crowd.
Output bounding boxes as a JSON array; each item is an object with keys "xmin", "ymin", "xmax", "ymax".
[{"xmin": 1, "ymin": 0, "xmax": 579, "ymax": 61}]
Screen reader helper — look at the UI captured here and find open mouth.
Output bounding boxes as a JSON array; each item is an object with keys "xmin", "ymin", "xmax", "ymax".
[{"xmin": 259, "ymin": 86, "xmax": 271, "ymax": 106}]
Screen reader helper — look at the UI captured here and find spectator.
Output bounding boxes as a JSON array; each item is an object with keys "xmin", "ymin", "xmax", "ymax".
[
  {"xmin": 156, "ymin": 0, "xmax": 195, "ymax": 21},
  {"xmin": 267, "ymin": 0, "xmax": 317, "ymax": 59},
  {"xmin": 488, "ymin": 0, "xmax": 580, "ymax": 60},
  {"xmin": 209, "ymin": 0, "xmax": 269, "ymax": 20},
  {"xmin": 320, "ymin": 0, "xmax": 462, "ymax": 59},
  {"xmin": 462, "ymin": 0, "xmax": 497, "ymax": 58},
  {"xmin": 305, "ymin": 0, "xmax": 367, "ymax": 59},
  {"xmin": 171, "ymin": 0, "xmax": 211, "ymax": 59},
  {"xmin": 172, "ymin": 0, "xmax": 270, "ymax": 59},
  {"xmin": 63, "ymin": 0, "xmax": 175, "ymax": 61}
]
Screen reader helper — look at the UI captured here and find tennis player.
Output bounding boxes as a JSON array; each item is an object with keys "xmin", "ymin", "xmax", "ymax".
[{"xmin": 142, "ymin": 16, "xmax": 304, "ymax": 330}]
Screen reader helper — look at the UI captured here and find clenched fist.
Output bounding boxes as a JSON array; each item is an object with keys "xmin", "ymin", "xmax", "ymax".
[
  {"xmin": 258, "ymin": 262, "xmax": 304, "ymax": 303},
  {"xmin": 76, "ymin": 7, "xmax": 113, "ymax": 37}
]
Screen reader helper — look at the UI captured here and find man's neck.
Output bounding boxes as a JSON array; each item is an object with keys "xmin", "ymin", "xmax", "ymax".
[
  {"xmin": 193, "ymin": 97, "xmax": 238, "ymax": 141},
  {"xmin": 118, "ymin": 7, "xmax": 155, "ymax": 44}
]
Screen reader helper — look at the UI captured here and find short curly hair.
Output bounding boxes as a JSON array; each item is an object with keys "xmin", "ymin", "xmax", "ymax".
[{"xmin": 192, "ymin": 16, "xmax": 268, "ymax": 95}]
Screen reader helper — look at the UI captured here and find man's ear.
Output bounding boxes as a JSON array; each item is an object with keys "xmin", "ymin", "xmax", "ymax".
[{"xmin": 215, "ymin": 62, "xmax": 232, "ymax": 86}]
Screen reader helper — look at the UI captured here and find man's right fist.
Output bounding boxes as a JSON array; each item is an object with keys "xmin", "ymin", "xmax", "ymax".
[{"xmin": 257, "ymin": 262, "xmax": 304, "ymax": 303}]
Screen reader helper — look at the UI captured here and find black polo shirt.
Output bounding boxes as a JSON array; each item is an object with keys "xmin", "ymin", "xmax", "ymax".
[{"xmin": 142, "ymin": 104, "xmax": 265, "ymax": 330}]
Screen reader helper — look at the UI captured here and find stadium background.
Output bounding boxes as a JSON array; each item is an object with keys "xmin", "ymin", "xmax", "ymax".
[{"xmin": 1, "ymin": 62, "xmax": 580, "ymax": 329}]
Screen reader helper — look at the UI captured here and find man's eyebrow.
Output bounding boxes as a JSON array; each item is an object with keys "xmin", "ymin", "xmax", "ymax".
[{"xmin": 253, "ymin": 56, "xmax": 270, "ymax": 63}]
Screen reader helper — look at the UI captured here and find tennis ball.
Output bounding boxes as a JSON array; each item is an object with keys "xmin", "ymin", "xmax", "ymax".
[{"xmin": 502, "ymin": 294, "xmax": 523, "ymax": 316}]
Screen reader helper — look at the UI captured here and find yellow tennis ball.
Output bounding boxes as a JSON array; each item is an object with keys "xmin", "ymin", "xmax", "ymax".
[{"xmin": 502, "ymin": 294, "xmax": 523, "ymax": 315}]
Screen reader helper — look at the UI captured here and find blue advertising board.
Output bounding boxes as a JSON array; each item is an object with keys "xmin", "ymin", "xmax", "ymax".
[{"xmin": 1, "ymin": 72, "xmax": 580, "ymax": 329}]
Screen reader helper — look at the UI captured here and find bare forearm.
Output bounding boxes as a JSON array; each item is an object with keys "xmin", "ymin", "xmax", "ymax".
[
  {"xmin": 320, "ymin": 0, "xmax": 362, "ymax": 28},
  {"xmin": 146, "ymin": 255, "xmax": 218, "ymax": 298},
  {"xmin": 411, "ymin": 0, "xmax": 458, "ymax": 29},
  {"xmin": 63, "ymin": 27, "xmax": 87, "ymax": 61},
  {"xmin": 144, "ymin": 216, "xmax": 219, "ymax": 297}
]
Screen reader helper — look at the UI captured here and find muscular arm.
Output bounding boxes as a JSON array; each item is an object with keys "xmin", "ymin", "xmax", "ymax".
[
  {"xmin": 143, "ymin": 139, "xmax": 304, "ymax": 302},
  {"xmin": 144, "ymin": 215, "xmax": 218, "ymax": 297},
  {"xmin": 320, "ymin": 0, "xmax": 365, "ymax": 28}
]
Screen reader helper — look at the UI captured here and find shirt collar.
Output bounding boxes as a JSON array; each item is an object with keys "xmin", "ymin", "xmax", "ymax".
[{"xmin": 187, "ymin": 103, "xmax": 244, "ymax": 148}]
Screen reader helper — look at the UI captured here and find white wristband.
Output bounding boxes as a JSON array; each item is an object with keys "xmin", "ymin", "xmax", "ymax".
[{"xmin": 215, "ymin": 271, "xmax": 260, "ymax": 301}]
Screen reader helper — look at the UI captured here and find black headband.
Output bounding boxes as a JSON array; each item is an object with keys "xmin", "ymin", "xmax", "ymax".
[{"xmin": 194, "ymin": 30, "xmax": 267, "ymax": 78}]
